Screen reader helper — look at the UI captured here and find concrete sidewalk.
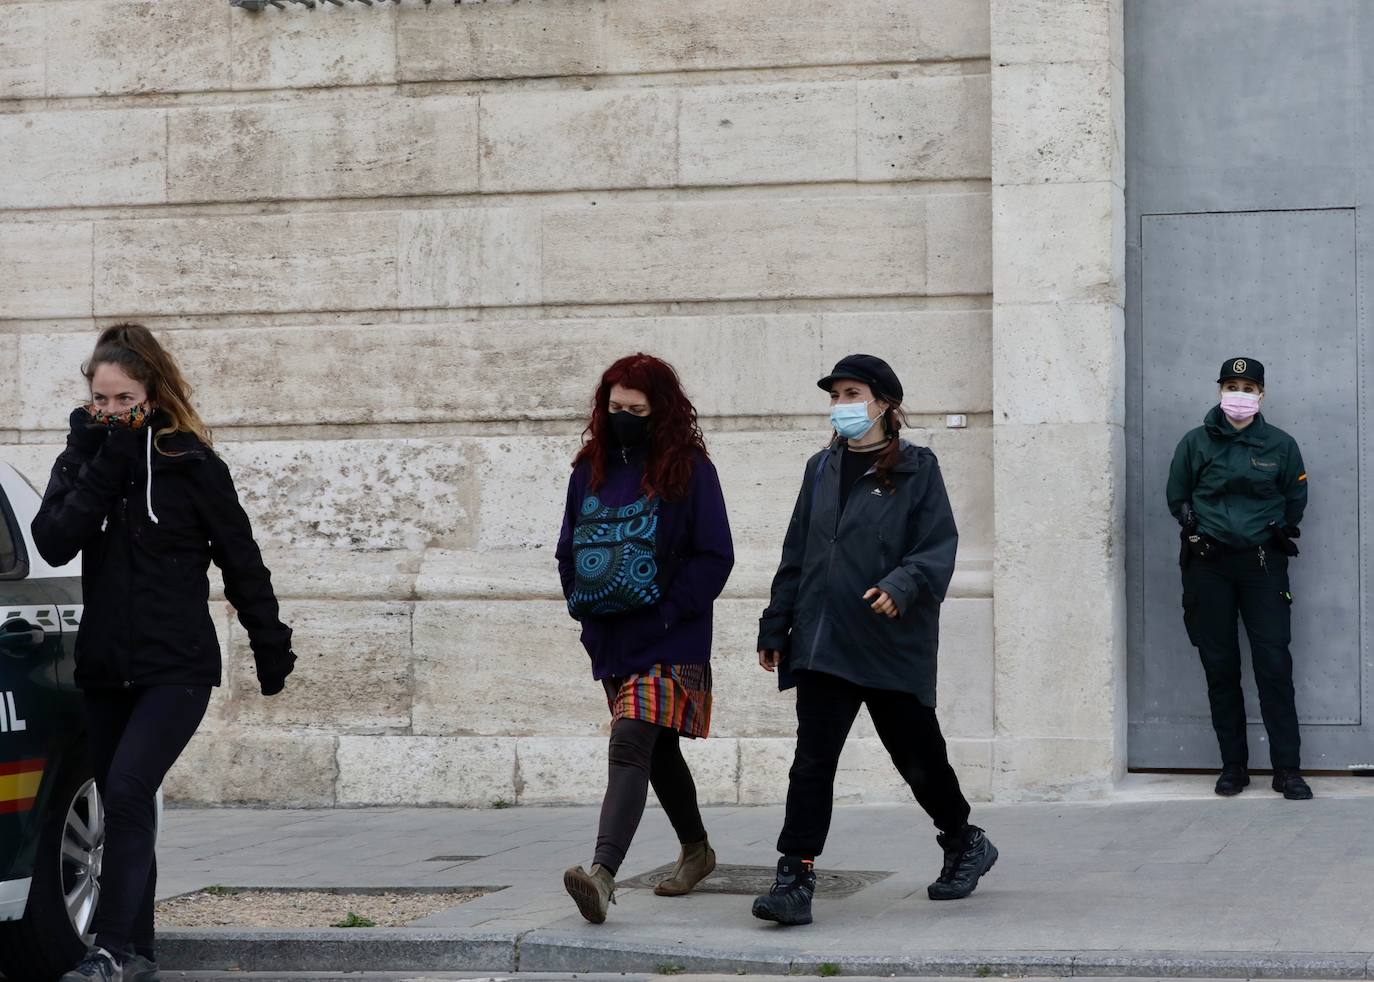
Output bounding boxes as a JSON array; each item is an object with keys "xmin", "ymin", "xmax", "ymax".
[{"xmin": 153, "ymin": 776, "xmax": 1374, "ymax": 977}]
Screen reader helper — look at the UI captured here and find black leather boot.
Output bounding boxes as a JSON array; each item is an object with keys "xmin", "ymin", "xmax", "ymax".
[
  {"xmin": 751, "ymin": 856, "xmax": 815, "ymax": 926},
  {"xmin": 928, "ymin": 825, "xmax": 998, "ymax": 901},
  {"xmin": 1272, "ymin": 768, "xmax": 1313, "ymax": 800},
  {"xmin": 1215, "ymin": 763, "xmax": 1250, "ymax": 796}
]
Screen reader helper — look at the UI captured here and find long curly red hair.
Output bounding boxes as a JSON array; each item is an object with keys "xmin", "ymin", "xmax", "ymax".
[{"xmin": 573, "ymin": 353, "xmax": 708, "ymax": 501}]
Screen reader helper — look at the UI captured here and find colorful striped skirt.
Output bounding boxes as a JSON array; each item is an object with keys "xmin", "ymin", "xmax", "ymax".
[{"xmin": 602, "ymin": 663, "xmax": 713, "ymax": 740}]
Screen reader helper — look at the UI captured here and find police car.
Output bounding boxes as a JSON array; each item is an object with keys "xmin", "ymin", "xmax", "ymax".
[{"xmin": 0, "ymin": 460, "xmax": 120, "ymax": 979}]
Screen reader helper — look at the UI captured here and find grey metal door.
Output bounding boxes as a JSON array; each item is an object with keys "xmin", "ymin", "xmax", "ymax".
[{"xmin": 1126, "ymin": 1, "xmax": 1374, "ymax": 768}]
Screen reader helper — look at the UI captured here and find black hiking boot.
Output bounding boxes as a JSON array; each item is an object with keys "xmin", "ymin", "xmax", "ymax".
[
  {"xmin": 928, "ymin": 824, "xmax": 998, "ymax": 901},
  {"xmin": 751, "ymin": 856, "xmax": 816, "ymax": 926}
]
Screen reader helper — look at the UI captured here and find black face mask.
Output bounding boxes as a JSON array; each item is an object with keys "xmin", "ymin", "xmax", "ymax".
[{"xmin": 609, "ymin": 410, "xmax": 652, "ymax": 448}]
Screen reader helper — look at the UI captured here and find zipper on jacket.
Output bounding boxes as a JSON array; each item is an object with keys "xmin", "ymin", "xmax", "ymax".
[
  {"xmin": 119, "ymin": 494, "xmax": 134, "ymax": 687},
  {"xmin": 810, "ymin": 456, "xmax": 840, "ymax": 664}
]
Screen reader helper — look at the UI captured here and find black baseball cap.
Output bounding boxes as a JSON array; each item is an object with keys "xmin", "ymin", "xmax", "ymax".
[
  {"xmin": 817, "ymin": 354, "xmax": 904, "ymax": 401},
  {"xmin": 1218, "ymin": 357, "xmax": 1264, "ymax": 387}
]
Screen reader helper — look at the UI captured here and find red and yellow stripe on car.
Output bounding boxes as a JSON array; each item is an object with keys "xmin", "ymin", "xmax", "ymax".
[{"xmin": 0, "ymin": 759, "xmax": 44, "ymax": 815}]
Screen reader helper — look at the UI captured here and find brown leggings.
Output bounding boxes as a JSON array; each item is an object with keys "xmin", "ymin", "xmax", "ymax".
[{"xmin": 592, "ymin": 717, "xmax": 707, "ymax": 875}]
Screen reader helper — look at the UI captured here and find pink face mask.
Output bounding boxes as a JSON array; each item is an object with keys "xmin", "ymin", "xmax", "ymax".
[{"xmin": 1220, "ymin": 391, "xmax": 1261, "ymax": 422}]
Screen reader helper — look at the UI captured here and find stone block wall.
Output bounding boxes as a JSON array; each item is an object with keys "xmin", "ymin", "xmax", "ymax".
[
  {"xmin": 990, "ymin": 0, "xmax": 1126, "ymax": 795},
  {"xmin": 2, "ymin": 0, "xmax": 1027, "ymax": 805}
]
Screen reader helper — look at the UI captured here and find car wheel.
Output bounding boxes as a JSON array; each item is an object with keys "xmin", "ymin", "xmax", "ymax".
[{"xmin": 0, "ymin": 759, "xmax": 101, "ymax": 979}]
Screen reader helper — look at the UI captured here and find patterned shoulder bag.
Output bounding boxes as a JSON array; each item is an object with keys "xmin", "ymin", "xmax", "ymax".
[{"xmin": 567, "ymin": 493, "xmax": 662, "ymax": 618}]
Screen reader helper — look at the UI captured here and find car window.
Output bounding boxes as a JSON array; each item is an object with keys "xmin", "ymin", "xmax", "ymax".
[{"xmin": 0, "ymin": 489, "xmax": 20, "ymax": 576}]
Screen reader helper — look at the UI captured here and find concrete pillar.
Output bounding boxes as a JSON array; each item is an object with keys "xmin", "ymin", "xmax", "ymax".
[{"xmin": 989, "ymin": 0, "xmax": 1128, "ymax": 795}]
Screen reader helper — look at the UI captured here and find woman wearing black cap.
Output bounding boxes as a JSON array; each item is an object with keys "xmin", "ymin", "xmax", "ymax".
[
  {"xmin": 750, "ymin": 354, "xmax": 996, "ymax": 927},
  {"xmin": 1167, "ymin": 357, "xmax": 1311, "ymax": 800}
]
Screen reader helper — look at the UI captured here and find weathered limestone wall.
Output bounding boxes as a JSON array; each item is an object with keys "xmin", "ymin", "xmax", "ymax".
[
  {"xmin": 990, "ymin": 0, "xmax": 1127, "ymax": 795},
  {"xmin": 1, "ymin": 0, "xmax": 1010, "ymax": 805}
]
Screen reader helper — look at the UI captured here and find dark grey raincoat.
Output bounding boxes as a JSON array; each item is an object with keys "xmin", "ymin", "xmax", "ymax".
[{"xmin": 757, "ymin": 440, "xmax": 958, "ymax": 706}]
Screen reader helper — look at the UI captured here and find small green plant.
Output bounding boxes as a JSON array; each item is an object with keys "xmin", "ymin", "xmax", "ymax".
[
  {"xmin": 331, "ymin": 911, "xmax": 377, "ymax": 928},
  {"xmin": 819, "ymin": 964, "xmax": 842, "ymax": 977},
  {"xmin": 975, "ymin": 965, "xmax": 993, "ymax": 978},
  {"xmin": 202, "ymin": 885, "xmax": 234, "ymax": 896},
  {"xmin": 654, "ymin": 964, "xmax": 686, "ymax": 976},
  {"xmin": 491, "ymin": 798, "xmax": 512, "ymax": 809}
]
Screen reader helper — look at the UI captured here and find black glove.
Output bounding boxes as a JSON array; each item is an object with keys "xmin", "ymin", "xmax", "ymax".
[
  {"xmin": 101, "ymin": 421, "xmax": 144, "ymax": 459},
  {"xmin": 1267, "ymin": 522, "xmax": 1300, "ymax": 557},
  {"xmin": 90, "ymin": 423, "xmax": 145, "ymax": 485},
  {"xmin": 66, "ymin": 407, "xmax": 107, "ymax": 457},
  {"xmin": 256, "ymin": 649, "xmax": 296, "ymax": 697}
]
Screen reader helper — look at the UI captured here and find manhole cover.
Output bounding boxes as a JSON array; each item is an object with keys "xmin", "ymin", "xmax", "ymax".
[{"xmin": 619, "ymin": 864, "xmax": 890, "ymax": 898}]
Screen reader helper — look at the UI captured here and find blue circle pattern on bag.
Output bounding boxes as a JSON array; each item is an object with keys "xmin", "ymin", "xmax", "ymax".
[{"xmin": 568, "ymin": 494, "xmax": 662, "ymax": 618}]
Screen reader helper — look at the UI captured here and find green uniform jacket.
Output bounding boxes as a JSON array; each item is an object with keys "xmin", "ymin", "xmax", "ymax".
[{"xmin": 1166, "ymin": 405, "xmax": 1308, "ymax": 548}]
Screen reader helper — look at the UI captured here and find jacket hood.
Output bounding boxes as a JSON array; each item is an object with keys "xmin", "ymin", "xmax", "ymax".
[{"xmin": 147, "ymin": 409, "xmax": 210, "ymax": 465}]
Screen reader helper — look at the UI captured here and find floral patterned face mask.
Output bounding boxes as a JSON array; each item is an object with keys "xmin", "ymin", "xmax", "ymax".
[{"xmin": 88, "ymin": 404, "xmax": 151, "ymax": 430}]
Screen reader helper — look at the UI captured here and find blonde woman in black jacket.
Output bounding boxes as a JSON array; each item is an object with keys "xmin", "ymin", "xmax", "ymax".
[{"xmin": 32, "ymin": 324, "xmax": 294, "ymax": 982}]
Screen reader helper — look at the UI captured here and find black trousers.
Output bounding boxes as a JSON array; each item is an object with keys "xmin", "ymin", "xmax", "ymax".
[
  {"xmin": 84, "ymin": 684, "xmax": 211, "ymax": 958},
  {"xmin": 593, "ymin": 717, "xmax": 707, "ymax": 875},
  {"xmin": 1182, "ymin": 547, "xmax": 1300, "ymax": 769},
  {"xmin": 777, "ymin": 670, "xmax": 971, "ymax": 858}
]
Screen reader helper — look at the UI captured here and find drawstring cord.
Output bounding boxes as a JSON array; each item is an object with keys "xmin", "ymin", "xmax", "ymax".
[{"xmin": 145, "ymin": 426, "xmax": 159, "ymax": 525}]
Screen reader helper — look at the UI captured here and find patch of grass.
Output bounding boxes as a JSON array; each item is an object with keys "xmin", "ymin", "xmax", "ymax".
[
  {"xmin": 491, "ymin": 798, "xmax": 513, "ymax": 809},
  {"xmin": 201, "ymin": 885, "xmax": 234, "ymax": 896},
  {"xmin": 975, "ymin": 965, "xmax": 993, "ymax": 978},
  {"xmin": 819, "ymin": 964, "xmax": 842, "ymax": 977},
  {"xmin": 654, "ymin": 964, "xmax": 686, "ymax": 976},
  {"xmin": 330, "ymin": 911, "xmax": 377, "ymax": 928}
]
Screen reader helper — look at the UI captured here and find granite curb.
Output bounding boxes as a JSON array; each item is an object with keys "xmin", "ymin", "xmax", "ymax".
[{"xmin": 157, "ymin": 931, "xmax": 1374, "ymax": 979}]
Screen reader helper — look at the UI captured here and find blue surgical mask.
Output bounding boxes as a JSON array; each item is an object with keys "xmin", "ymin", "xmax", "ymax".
[{"xmin": 829, "ymin": 401, "xmax": 875, "ymax": 440}]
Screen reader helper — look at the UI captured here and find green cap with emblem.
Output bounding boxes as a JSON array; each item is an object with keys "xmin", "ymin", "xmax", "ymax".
[{"xmin": 1218, "ymin": 356, "xmax": 1264, "ymax": 387}]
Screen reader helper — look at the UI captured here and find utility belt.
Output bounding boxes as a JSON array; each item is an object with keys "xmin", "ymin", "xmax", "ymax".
[
  {"xmin": 1179, "ymin": 534, "xmax": 1250, "ymax": 570},
  {"xmin": 1179, "ymin": 508, "xmax": 1299, "ymax": 569},
  {"xmin": 1202, "ymin": 538, "xmax": 1264, "ymax": 557}
]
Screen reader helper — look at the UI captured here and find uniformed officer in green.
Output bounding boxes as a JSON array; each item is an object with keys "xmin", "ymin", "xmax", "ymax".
[{"xmin": 1166, "ymin": 357, "xmax": 1312, "ymax": 800}]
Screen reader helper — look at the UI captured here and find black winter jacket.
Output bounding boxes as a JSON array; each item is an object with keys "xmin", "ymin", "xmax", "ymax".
[
  {"xmin": 757, "ymin": 440, "xmax": 958, "ymax": 706},
  {"xmin": 32, "ymin": 409, "xmax": 294, "ymax": 692}
]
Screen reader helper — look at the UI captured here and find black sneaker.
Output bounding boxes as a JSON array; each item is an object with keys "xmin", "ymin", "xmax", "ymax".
[
  {"xmin": 125, "ymin": 954, "xmax": 161, "ymax": 982},
  {"xmin": 928, "ymin": 825, "xmax": 998, "ymax": 901},
  {"xmin": 1215, "ymin": 763, "xmax": 1250, "ymax": 796},
  {"xmin": 1272, "ymin": 768, "xmax": 1313, "ymax": 800},
  {"xmin": 751, "ymin": 856, "xmax": 815, "ymax": 926},
  {"xmin": 60, "ymin": 947, "xmax": 123, "ymax": 982}
]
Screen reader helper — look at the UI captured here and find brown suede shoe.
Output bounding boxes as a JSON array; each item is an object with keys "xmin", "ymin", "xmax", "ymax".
[
  {"xmin": 563, "ymin": 863, "xmax": 616, "ymax": 923},
  {"xmin": 654, "ymin": 837, "xmax": 717, "ymax": 896}
]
